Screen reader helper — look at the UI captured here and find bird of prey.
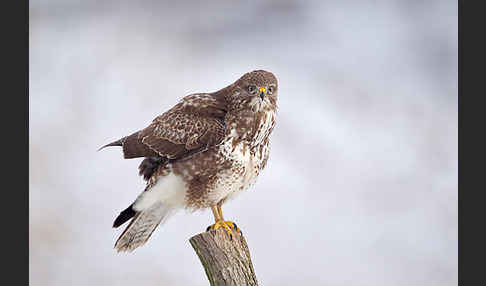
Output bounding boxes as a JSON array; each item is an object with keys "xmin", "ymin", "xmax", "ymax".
[{"xmin": 100, "ymin": 70, "xmax": 278, "ymax": 252}]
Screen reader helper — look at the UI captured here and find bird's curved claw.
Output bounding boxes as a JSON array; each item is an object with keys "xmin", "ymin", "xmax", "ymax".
[{"xmin": 206, "ymin": 220, "xmax": 241, "ymax": 240}]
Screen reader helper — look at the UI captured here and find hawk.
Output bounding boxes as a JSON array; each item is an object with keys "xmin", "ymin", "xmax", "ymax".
[{"xmin": 100, "ymin": 70, "xmax": 278, "ymax": 252}]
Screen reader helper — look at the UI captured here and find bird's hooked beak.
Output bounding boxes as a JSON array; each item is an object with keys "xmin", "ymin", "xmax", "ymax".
[{"xmin": 258, "ymin": 87, "xmax": 266, "ymax": 101}]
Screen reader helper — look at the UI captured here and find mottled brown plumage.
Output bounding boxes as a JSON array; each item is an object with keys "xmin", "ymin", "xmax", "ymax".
[{"xmin": 101, "ymin": 70, "xmax": 278, "ymax": 252}]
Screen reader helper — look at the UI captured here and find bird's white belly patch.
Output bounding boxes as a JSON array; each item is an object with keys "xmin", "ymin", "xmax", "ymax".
[
  {"xmin": 133, "ymin": 172, "xmax": 187, "ymax": 211},
  {"xmin": 208, "ymin": 141, "xmax": 259, "ymax": 204}
]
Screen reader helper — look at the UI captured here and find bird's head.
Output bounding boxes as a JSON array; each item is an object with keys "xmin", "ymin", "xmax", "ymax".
[{"xmin": 225, "ymin": 70, "xmax": 278, "ymax": 112}]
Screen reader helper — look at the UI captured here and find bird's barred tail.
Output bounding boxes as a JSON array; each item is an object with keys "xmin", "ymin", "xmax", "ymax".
[{"xmin": 114, "ymin": 202, "xmax": 174, "ymax": 252}]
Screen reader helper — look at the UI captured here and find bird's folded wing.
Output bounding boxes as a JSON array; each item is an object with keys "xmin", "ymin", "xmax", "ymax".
[{"xmin": 138, "ymin": 95, "xmax": 227, "ymax": 161}]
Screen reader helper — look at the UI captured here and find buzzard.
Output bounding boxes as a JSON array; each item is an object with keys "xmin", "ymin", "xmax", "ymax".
[{"xmin": 100, "ymin": 70, "xmax": 278, "ymax": 252}]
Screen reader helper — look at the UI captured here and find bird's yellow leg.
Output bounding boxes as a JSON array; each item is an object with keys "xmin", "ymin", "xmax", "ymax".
[
  {"xmin": 206, "ymin": 205, "xmax": 241, "ymax": 239},
  {"xmin": 217, "ymin": 203, "xmax": 241, "ymax": 234},
  {"xmin": 217, "ymin": 203, "xmax": 224, "ymax": 220}
]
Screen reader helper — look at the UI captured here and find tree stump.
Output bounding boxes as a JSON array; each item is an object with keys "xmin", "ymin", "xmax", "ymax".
[{"xmin": 189, "ymin": 228, "xmax": 258, "ymax": 286}]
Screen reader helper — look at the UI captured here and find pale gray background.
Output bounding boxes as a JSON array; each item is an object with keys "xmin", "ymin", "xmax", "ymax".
[{"xmin": 29, "ymin": 0, "xmax": 457, "ymax": 285}]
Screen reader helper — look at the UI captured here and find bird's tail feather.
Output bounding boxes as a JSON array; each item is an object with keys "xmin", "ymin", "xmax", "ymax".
[
  {"xmin": 114, "ymin": 202, "xmax": 175, "ymax": 252},
  {"xmin": 113, "ymin": 204, "xmax": 136, "ymax": 228}
]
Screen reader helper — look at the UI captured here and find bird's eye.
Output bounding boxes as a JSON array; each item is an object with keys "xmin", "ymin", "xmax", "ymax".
[
  {"xmin": 267, "ymin": 86, "xmax": 274, "ymax": 94},
  {"xmin": 248, "ymin": 85, "xmax": 257, "ymax": 94}
]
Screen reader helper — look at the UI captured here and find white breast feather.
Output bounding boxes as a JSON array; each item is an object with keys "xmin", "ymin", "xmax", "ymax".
[{"xmin": 210, "ymin": 110, "xmax": 275, "ymax": 204}]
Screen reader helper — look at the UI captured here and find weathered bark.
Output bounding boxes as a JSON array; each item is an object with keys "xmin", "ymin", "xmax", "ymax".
[{"xmin": 189, "ymin": 229, "xmax": 258, "ymax": 286}]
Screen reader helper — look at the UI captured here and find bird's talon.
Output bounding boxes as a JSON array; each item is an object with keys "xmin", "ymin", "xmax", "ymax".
[
  {"xmin": 225, "ymin": 221, "xmax": 242, "ymax": 234},
  {"xmin": 206, "ymin": 220, "xmax": 241, "ymax": 239}
]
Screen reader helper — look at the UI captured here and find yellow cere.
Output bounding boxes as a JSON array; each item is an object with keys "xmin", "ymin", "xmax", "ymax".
[{"xmin": 258, "ymin": 87, "xmax": 266, "ymax": 94}]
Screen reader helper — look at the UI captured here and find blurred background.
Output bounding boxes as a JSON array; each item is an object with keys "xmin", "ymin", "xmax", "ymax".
[{"xmin": 29, "ymin": 0, "xmax": 457, "ymax": 285}]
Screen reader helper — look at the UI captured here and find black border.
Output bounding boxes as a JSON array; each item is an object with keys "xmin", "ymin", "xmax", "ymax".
[
  {"xmin": 3, "ymin": 0, "xmax": 29, "ymax": 284},
  {"xmin": 458, "ymin": 1, "xmax": 461, "ymax": 284},
  {"xmin": 459, "ymin": 0, "xmax": 485, "ymax": 285}
]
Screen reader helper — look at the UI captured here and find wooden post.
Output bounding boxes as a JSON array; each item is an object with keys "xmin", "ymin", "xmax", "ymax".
[{"xmin": 189, "ymin": 228, "xmax": 259, "ymax": 286}]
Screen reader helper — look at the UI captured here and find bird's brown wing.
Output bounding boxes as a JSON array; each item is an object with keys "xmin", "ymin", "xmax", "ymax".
[
  {"xmin": 139, "ymin": 110, "xmax": 226, "ymax": 160},
  {"xmin": 101, "ymin": 93, "xmax": 227, "ymax": 162}
]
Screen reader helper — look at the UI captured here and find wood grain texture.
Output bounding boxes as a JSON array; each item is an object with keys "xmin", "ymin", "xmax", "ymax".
[{"xmin": 189, "ymin": 229, "xmax": 258, "ymax": 286}]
